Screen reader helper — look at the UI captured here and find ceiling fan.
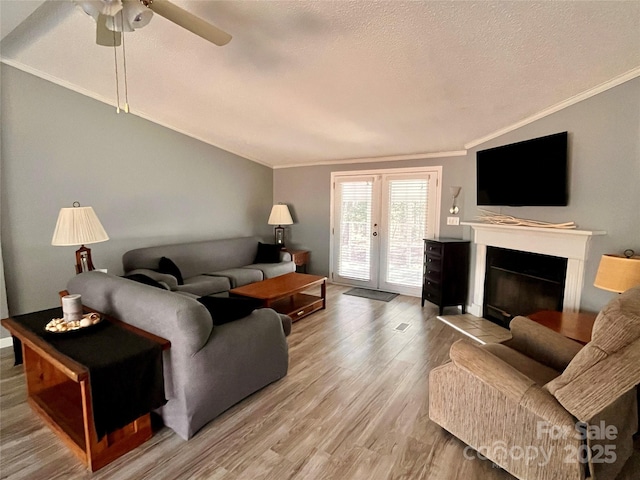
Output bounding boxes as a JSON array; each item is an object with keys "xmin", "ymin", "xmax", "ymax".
[{"xmin": 75, "ymin": 0, "xmax": 232, "ymax": 47}]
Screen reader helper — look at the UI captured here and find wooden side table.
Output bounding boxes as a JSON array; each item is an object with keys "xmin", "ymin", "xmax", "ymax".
[
  {"xmin": 527, "ymin": 310, "xmax": 597, "ymax": 345},
  {"xmin": 1, "ymin": 307, "xmax": 170, "ymax": 472},
  {"xmin": 285, "ymin": 249, "xmax": 310, "ymax": 274}
]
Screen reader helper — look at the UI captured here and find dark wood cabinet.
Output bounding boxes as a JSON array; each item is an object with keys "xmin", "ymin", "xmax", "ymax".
[{"xmin": 422, "ymin": 238, "xmax": 470, "ymax": 315}]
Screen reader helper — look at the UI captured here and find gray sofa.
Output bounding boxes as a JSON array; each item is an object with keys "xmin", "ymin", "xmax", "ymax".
[
  {"xmin": 122, "ymin": 236, "xmax": 295, "ymax": 296},
  {"xmin": 67, "ymin": 270, "xmax": 290, "ymax": 440}
]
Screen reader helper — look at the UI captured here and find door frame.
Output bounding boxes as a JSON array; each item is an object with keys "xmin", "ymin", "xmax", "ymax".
[{"xmin": 329, "ymin": 166, "xmax": 442, "ymax": 295}]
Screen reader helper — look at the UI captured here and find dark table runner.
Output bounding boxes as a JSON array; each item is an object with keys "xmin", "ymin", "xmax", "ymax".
[{"xmin": 11, "ymin": 307, "xmax": 167, "ymax": 440}]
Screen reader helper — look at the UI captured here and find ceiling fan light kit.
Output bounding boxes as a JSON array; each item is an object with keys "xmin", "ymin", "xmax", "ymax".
[
  {"xmin": 124, "ymin": 0, "xmax": 154, "ymax": 29},
  {"xmin": 104, "ymin": 0, "xmax": 153, "ymax": 32},
  {"xmin": 75, "ymin": 0, "xmax": 232, "ymax": 115},
  {"xmin": 77, "ymin": 0, "xmax": 123, "ymax": 18}
]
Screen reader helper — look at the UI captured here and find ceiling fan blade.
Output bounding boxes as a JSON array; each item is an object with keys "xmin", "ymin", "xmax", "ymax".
[
  {"xmin": 96, "ymin": 13, "xmax": 122, "ymax": 46},
  {"xmin": 146, "ymin": 0, "xmax": 232, "ymax": 46}
]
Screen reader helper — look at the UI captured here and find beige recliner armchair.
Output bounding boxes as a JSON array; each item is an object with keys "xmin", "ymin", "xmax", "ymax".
[{"xmin": 429, "ymin": 285, "xmax": 640, "ymax": 480}]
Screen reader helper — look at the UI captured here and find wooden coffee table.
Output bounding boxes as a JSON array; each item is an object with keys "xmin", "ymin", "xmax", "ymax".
[{"xmin": 230, "ymin": 272, "xmax": 326, "ymax": 322}]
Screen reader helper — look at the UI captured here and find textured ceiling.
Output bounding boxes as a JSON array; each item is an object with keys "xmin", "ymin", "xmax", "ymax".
[{"xmin": 2, "ymin": 1, "xmax": 640, "ymax": 168}]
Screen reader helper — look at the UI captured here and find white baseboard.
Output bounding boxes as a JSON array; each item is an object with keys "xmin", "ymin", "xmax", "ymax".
[
  {"xmin": 468, "ymin": 303, "xmax": 482, "ymax": 317},
  {"xmin": 0, "ymin": 337, "xmax": 13, "ymax": 349}
]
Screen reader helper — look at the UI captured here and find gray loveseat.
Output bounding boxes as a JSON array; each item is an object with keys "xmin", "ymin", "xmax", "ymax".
[
  {"xmin": 67, "ymin": 271, "xmax": 290, "ymax": 440},
  {"xmin": 122, "ymin": 236, "xmax": 295, "ymax": 296}
]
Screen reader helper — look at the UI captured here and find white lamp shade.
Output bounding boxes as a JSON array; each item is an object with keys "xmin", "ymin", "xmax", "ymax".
[
  {"xmin": 594, "ymin": 254, "xmax": 640, "ymax": 293},
  {"xmin": 268, "ymin": 204, "xmax": 293, "ymax": 226},
  {"xmin": 52, "ymin": 206, "xmax": 109, "ymax": 246}
]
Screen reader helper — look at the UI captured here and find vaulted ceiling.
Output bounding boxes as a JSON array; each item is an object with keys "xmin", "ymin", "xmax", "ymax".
[{"xmin": 2, "ymin": 1, "xmax": 639, "ymax": 168}]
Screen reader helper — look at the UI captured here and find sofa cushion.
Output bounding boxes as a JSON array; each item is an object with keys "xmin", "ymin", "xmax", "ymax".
[
  {"xmin": 159, "ymin": 257, "xmax": 184, "ymax": 285},
  {"xmin": 126, "ymin": 269, "xmax": 179, "ymax": 289},
  {"xmin": 254, "ymin": 242, "xmax": 282, "ymax": 264},
  {"xmin": 243, "ymin": 261, "xmax": 296, "ymax": 279},
  {"xmin": 173, "ymin": 275, "xmax": 230, "ymax": 296},
  {"xmin": 122, "ymin": 273, "xmax": 170, "ymax": 290},
  {"xmin": 197, "ymin": 296, "xmax": 264, "ymax": 325},
  {"xmin": 207, "ymin": 268, "xmax": 264, "ymax": 288}
]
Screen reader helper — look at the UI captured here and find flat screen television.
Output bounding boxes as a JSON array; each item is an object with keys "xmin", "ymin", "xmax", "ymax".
[{"xmin": 476, "ymin": 132, "xmax": 569, "ymax": 206}]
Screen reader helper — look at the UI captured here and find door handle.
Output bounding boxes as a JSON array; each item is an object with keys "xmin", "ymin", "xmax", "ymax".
[{"xmin": 372, "ymin": 232, "xmax": 378, "ymax": 236}]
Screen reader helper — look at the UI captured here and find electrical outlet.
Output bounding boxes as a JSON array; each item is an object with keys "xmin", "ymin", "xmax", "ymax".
[{"xmin": 447, "ymin": 216, "xmax": 460, "ymax": 226}]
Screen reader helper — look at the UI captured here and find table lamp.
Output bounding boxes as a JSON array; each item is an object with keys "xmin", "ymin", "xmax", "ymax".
[
  {"xmin": 268, "ymin": 203, "xmax": 293, "ymax": 246},
  {"xmin": 593, "ymin": 250, "xmax": 640, "ymax": 293},
  {"xmin": 52, "ymin": 202, "xmax": 109, "ymax": 274}
]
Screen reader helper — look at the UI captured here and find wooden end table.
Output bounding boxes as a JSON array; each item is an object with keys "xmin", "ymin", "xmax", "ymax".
[
  {"xmin": 285, "ymin": 249, "xmax": 310, "ymax": 274},
  {"xmin": 230, "ymin": 272, "xmax": 326, "ymax": 322},
  {"xmin": 1, "ymin": 306, "xmax": 170, "ymax": 472},
  {"xmin": 527, "ymin": 310, "xmax": 597, "ymax": 345}
]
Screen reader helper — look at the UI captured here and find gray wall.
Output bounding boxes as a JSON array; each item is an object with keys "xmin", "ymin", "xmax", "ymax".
[
  {"xmin": 1, "ymin": 65, "xmax": 274, "ymax": 322},
  {"xmin": 273, "ymin": 156, "xmax": 472, "ymax": 277},
  {"xmin": 274, "ymin": 77, "xmax": 640, "ymax": 313}
]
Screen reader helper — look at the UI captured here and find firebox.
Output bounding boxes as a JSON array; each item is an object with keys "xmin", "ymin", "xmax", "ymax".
[{"xmin": 483, "ymin": 247, "xmax": 567, "ymax": 328}]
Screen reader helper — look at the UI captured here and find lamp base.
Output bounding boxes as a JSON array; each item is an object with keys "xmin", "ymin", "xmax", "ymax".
[
  {"xmin": 274, "ymin": 226, "xmax": 285, "ymax": 247},
  {"xmin": 75, "ymin": 245, "xmax": 95, "ymax": 274}
]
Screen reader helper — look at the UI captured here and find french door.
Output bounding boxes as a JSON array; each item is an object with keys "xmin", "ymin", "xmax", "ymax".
[{"xmin": 331, "ymin": 167, "xmax": 441, "ymax": 296}]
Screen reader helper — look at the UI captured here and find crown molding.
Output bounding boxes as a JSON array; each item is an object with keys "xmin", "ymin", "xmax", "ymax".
[
  {"xmin": 5, "ymin": 57, "xmax": 638, "ymax": 169},
  {"xmin": 464, "ymin": 66, "xmax": 640, "ymax": 150},
  {"xmin": 273, "ymin": 150, "xmax": 468, "ymax": 169}
]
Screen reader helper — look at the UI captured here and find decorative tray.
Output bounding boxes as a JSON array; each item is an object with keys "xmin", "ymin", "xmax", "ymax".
[{"xmin": 45, "ymin": 313, "xmax": 102, "ymax": 334}]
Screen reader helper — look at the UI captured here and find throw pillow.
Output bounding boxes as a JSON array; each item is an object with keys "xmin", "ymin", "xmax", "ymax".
[
  {"xmin": 254, "ymin": 242, "xmax": 282, "ymax": 264},
  {"xmin": 158, "ymin": 257, "xmax": 184, "ymax": 285},
  {"xmin": 197, "ymin": 296, "xmax": 263, "ymax": 325},
  {"xmin": 122, "ymin": 274, "xmax": 169, "ymax": 290}
]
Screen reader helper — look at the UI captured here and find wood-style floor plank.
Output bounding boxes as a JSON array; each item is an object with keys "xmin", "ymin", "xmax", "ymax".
[{"xmin": 1, "ymin": 284, "xmax": 638, "ymax": 479}]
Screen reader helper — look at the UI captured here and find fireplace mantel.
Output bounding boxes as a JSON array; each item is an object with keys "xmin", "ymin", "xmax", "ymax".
[{"xmin": 462, "ymin": 222, "xmax": 606, "ymax": 316}]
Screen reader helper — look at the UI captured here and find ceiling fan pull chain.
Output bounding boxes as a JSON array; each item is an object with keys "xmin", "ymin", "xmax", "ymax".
[
  {"xmin": 113, "ymin": 29, "xmax": 121, "ymax": 114},
  {"xmin": 121, "ymin": 10, "xmax": 130, "ymax": 114}
]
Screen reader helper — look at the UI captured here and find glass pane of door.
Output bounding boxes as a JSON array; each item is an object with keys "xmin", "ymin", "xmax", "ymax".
[
  {"xmin": 385, "ymin": 178, "xmax": 428, "ymax": 288},
  {"xmin": 336, "ymin": 180, "xmax": 374, "ymax": 282},
  {"xmin": 378, "ymin": 172, "xmax": 437, "ymax": 296}
]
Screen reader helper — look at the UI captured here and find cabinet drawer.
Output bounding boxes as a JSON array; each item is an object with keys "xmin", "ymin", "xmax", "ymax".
[
  {"xmin": 424, "ymin": 242, "xmax": 443, "ymax": 258},
  {"xmin": 288, "ymin": 299, "xmax": 324, "ymax": 322},
  {"xmin": 290, "ymin": 251, "xmax": 309, "ymax": 266},
  {"xmin": 423, "ymin": 278, "xmax": 441, "ymax": 294},
  {"xmin": 424, "ymin": 256, "xmax": 441, "ymax": 272},
  {"xmin": 425, "ymin": 268, "xmax": 442, "ymax": 283},
  {"xmin": 422, "ymin": 289, "xmax": 441, "ymax": 305}
]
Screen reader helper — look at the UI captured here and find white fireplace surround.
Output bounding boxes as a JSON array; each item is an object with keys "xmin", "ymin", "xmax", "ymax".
[{"xmin": 462, "ymin": 222, "xmax": 606, "ymax": 317}]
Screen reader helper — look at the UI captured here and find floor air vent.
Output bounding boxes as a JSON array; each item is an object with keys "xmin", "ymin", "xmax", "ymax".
[{"xmin": 395, "ymin": 323, "xmax": 410, "ymax": 332}]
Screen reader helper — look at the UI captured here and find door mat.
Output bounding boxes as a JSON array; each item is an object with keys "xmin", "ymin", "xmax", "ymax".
[{"xmin": 343, "ymin": 288, "xmax": 398, "ymax": 302}]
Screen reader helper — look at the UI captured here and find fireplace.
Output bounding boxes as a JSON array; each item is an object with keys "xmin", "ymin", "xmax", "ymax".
[
  {"xmin": 462, "ymin": 222, "xmax": 606, "ymax": 319},
  {"xmin": 483, "ymin": 247, "xmax": 567, "ymax": 327}
]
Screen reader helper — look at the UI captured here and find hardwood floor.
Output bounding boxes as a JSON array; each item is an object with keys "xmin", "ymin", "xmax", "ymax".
[{"xmin": 1, "ymin": 284, "xmax": 638, "ymax": 479}]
